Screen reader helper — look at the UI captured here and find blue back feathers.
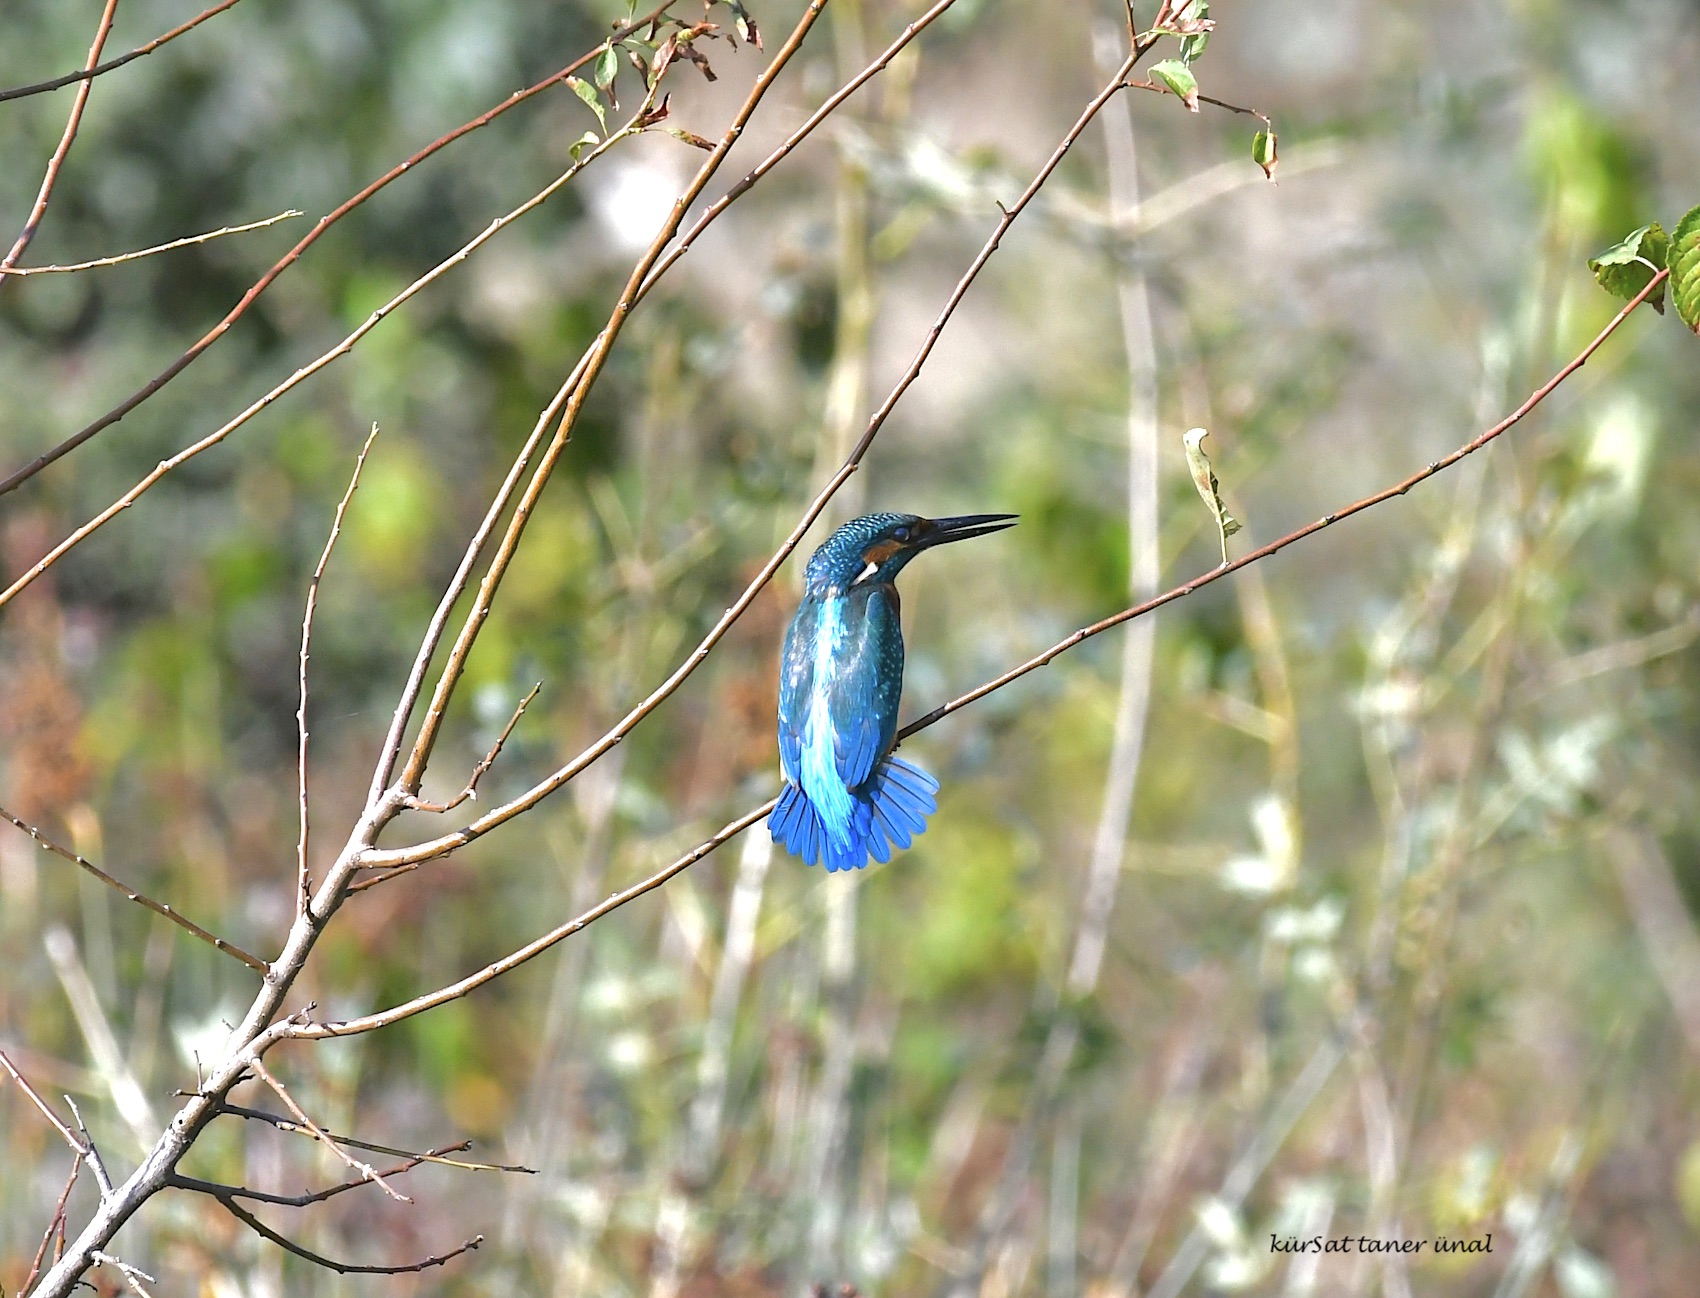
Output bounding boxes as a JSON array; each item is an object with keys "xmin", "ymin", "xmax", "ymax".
[{"xmin": 768, "ymin": 511, "xmax": 1014, "ymax": 873}]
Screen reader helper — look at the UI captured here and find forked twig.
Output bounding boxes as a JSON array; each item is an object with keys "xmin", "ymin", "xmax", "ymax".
[
  {"xmin": 249, "ymin": 1061, "xmax": 411, "ymax": 1202},
  {"xmin": 212, "ymin": 1100, "xmax": 535, "ymax": 1172},
  {"xmin": 168, "ymin": 1141, "xmax": 471, "ymax": 1207},
  {"xmin": 217, "ymin": 1195, "xmax": 481, "ymax": 1276},
  {"xmin": 1, "ymin": 0, "xmax": 122, "ymax": 273},
  {"xmin": 400, "ymin": 683, "xmax": 543, "ymax": 814},
  {"xmin": 0, "ymin": 805, "xmax": 268, "ymax": 973},
  {"xmin": 0, "ymin": 0, "xmax": 246, "ymax": 104},
  {"xmin": 299, "ymin": 424, "xmax": 381, "ymax": 916},
  {"xmin": 0, "ymin": 211, "xmax": 302, "ymax": 277},
  {"xmin": 0, "ymin": 0, "xmax": 683, "ymax": 498},
  {"xmin": 91, "ymin": 1251, "xmax": 157, "ymax": 1298}
]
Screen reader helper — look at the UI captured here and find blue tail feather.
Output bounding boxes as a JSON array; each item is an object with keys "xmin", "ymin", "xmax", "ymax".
[{"xmin": 768, "ymin": 755, "xmax": 940, "ymax": 872}]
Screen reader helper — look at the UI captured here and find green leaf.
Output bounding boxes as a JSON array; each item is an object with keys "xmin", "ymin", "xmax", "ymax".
[
  {"xmin": 1252, "ymin": 129, "xmax": 1278, "ymax": 181},
  {"xmin": 1182, "ymin": 427, "xmax": 1241, "ymax": 566},
  {"xmin": 1672, "ymin": 204, "xmax": 1700, "ymax": 334},
  {"xmin": 594, "ymin": 46, "xmax": 619, "ymax": 91},
  {"xmin": 569, "ymin": 130, "xmax": 600, "ymax": 163},
  {"xmin": 1172, "ymin": 0, "xmax": 1211, "ymax": 63},
  {"xmin": 1149, "ymin": 59, "xmax": 1199, "ymax": 113},
  {"xmin": 1587, "ymin": 223, "xmax": 1668, "ymax": 315},
  {"xmin": 566, "ymin": 75, "xmax": 606, "ymax": 131}
]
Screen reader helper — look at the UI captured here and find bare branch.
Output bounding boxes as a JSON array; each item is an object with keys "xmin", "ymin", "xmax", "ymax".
[
  {"xmin": 0, "ymin": 108, "xmax": 645, "ymax": 611},
  {"xmin": 213, "ymin": 1101, "xmax": 535, "ymax": 1172},
  {"xmin": 298, "ymin": 802, "xmax": 775, "ymax": 1038},
  {"xmin": 0, "ymin": 210, "xmax": 303, "ymax": 277},
  {"xmin": 385, "ymin": 0, "xmax": 835, "ymax": 806},
  {"xmin": 0, "ymin": 0, "xmax": 122, "ymax": 273},
  {"xmin": 167, "ymin": 1141, "xmax": 474, "ymax": 1207},
  {"xmin": 23, "ymin": 1156, "xmax": 82, "ymax": 1296},
  {"xmin": 64, "ymin": 1096, "xmax": 115, "ymax": 1200},
  {"xmin": 0, "ymin": 1048, "xmax": 89, "ymax": 1161},
  {"xmin": 91, "ymin": 1251, "xmax": 157, "ymax": 1298},
  {"xmin": 299, "ymin": 424, "xmax": 381, "ymax": 916},
  {"xmin": 400, "ymin": 682, "xmax": 542, "ymax": 814},
  {"xmin": 0, "ymin": 0, "xmax": 685, "ymax": 498},
  {"xmin": 217, "ymin": 1195, "xmax": 482, "ymax": 1276},
  {"xmin": 0, "ymin": 0, "xmax": 246, "ymax": 104},
  {"xmin": 249, "ymin": 1060, "xmax": 410, "ymax": 1202},
  {"xmin": 0, "ymin": 804, "xmax": 268, "ymax": 973},
  {"xmin": 364, "ymin": 0, "xmax": 955, "ymax": 817}
]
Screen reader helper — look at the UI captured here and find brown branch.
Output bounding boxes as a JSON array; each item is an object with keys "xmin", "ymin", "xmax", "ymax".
[
  {"xmin": 23, "ymin": 1156, "xmax": 82, "ymax": 1296},
  {"xmin": 364, "ymin": 37, "xmax": 1154, "ymax": 873},
  {"xmin": 0, "ymin": 0, "xmax": 245, "ymax": 104},
  {"xmin": 0, "ymin": 1048, "xmax": 89, "ymax": 1161},
  {"xmin": 1, "ymin": 0, "xmax": 122, "ymax": 273},
  {"xmin": 212, "ymin": 1101, "xmax": 535, "ymax": 1172},
  {"xmin": 385, "ymin": 0, "xmax": 835, "ymax": 807},
  {"xmin": 895, "ymin": 270, "xmax": 1669, "ymax": 740},
  {"xmin": 0, "ymin": 106, "xmax": 644, "ymax": 612},
  {"xmin": 216, "ymin": 1195, "xmax": 481, "ymax": 1276},
  {"xmin": 363, "ymin": 0, "xmax": 955, "ymax": 817},
  {"xmin": 295, "ymin": 801, "xmax": 775, "ymax": 1038},
  {"xmin": 298, "ymin": 424, "xmax": 381, "ymax": 917},
  {"xmin": 0, "ymin": 210, "xmax": 302, "ymax": 277},
  {"xmin": 249, "ymin": 1060, "xmax": 410, "ymax": 1202},
  {"xmin": 322, "ymin": 271, "xmax": 1666, "ymax": 1038},
  {"xmin": 167, "ymin": 1141, "xmax": 471, "ymax": 1207},
  {"xmin": 0, "ymin": 805, "xmax": 268, "ymax": 973},
  {"xmin": 400, "ymin": 682, "xmax": 542, "ymax": 814},
  {"xmin": 0, "ymin": 0, "xmax": 684, "ymax": 498}
]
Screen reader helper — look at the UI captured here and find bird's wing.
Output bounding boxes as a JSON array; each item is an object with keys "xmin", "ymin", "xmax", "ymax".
[
  {"xmin": 776, "ymin": 600, "xmax": 817, "ymax": 784},
  {"xmin": 828, "ymin": 585, "xmax": 905, "ymax": 791}
]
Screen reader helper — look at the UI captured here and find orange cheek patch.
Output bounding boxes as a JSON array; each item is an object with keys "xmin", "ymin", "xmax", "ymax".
[{"xmin": 862, "ymin": 538, "xmax": 905, "ymax": 567}]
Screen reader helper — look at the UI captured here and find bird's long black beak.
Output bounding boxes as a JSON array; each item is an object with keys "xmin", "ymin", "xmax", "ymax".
[{"xmin": 915, "ymin": 513, "xmax": 1019, "ymax": 549}]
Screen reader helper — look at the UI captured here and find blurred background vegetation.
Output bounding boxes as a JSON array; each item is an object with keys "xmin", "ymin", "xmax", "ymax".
[{"xmin": 3, "ymin": 0, "xmax": 1700, "ymax": 1294}]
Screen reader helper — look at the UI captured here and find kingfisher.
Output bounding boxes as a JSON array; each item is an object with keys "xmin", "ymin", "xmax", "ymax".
[{"xmin": 769, "ymin": 511, "xmax": 1017, "ymax": 872}]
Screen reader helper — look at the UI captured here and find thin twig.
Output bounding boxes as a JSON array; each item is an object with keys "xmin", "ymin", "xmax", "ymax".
[
  {"xmin": 400, "ymin": 682, "xmax": 543, "ymax": 814},
  {"xmin": 364, "ymin": 0, "xmax": 953, "ymax": 817},
  {"xmin": 295, "ymin": 801, "xmax": 776, "ymax": 1037},
  {"xmin": 386, "ymin": 0, "xmax": 834, "ymax": 806},
  {"xmin": 365, "ymin": 36, "xmax": 1149, "ymax": 872},
  {"xmin": 0, "ymin": 0, "xmax": 122, "ymax": 273},
  {"xmin": 23, "ymin": 1156, "xmax": 82, "ymax": 1296},
  {"xmin": 91, "ymin": 1251, "xmax": 157, "ymax": 1298},
  {"xmin": 0, "ymin": 0, "xmax": 246, "ymax": 103},
  {"xmin": 0, "ymin": 804, "xmax": 268, "ymax": 973},
  {"xmin": 167, "ymin": 1141, "xmax": 474, "ymax": 1207},
  {"xmin": 249, "ymin": 1060, "xmax": 410, "ymax": 1201},
  {"xmin": 298, "ymin": 424, "xmax": 381, "ymax": 917},
  {"xmin": 0, "ymin": 108, "xmax": 644, "ymax": 611},
  {"xmin": 64, "ymin": 1097, "xmax": 114, "ymax": 1200},
  {"xmin": 212, "ymin": 1100, "xmax": 535, "ymax": 1171},
  {"xmin": 0, "ymin": 210, "xmax": 302, "ymax": 276},
  {"xmin": 0, "ymin": 0, "xmax": 683, "ymax": 498},
  {"xmin": 0, "ymin": 1049, "xmax": 88, "ymax": 1160},
  {"xmin": 217, "ymin": 1195, "xmax": 481, "ymax": 1276}
]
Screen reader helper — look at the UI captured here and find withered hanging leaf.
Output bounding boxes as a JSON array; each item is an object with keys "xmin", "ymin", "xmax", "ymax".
[
  {"xmin": 682, "ymin": 43, "xmax": 718, "ymax": 81},
  {"xmin": 1588, "ymin": 223, "xmax": 1668, "ymax": 315},
  {"xmin": 1183, "ymin": 427, "xmax": 1242, "ymax": 566},
  {"xmin": 1252, "ymin": 129, "xmax": 1278, "ymax": 181},
  {"xmin": 1671, "ymin": 204, "xmax": 1700, "ymax": 334},
  {"xmin": 667, "ymin": 127, "xmax": 717, "ymax": 151},
  {"xmin": 1149, "ymin": 59, "xmax": 1200, "ymax": 113},
  {"xmin": 727, "ymin": 0, "xmax": 762, "ymax": 48}
]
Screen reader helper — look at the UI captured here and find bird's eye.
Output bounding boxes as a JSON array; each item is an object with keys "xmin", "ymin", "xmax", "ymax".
[{"xmin": 893, "ymin": 527, "xmax": 909, "ymax": 542}]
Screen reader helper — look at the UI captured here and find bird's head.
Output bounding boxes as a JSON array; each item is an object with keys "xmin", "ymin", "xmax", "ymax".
[{"xmin": 803, "ymin": 511, "xmax": 1018, "ymax": 596}]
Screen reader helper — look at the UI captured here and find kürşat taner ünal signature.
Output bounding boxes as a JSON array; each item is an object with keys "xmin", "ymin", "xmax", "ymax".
[{"xmin": 1270, "ymin": 1234, "xmax": 1493, "ymax": 1256}]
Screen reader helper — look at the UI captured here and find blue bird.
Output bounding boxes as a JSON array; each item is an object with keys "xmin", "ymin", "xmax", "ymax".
[{"xmin": 769, "ymin": 511, "xmax": 1017, "ymax": 872}]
